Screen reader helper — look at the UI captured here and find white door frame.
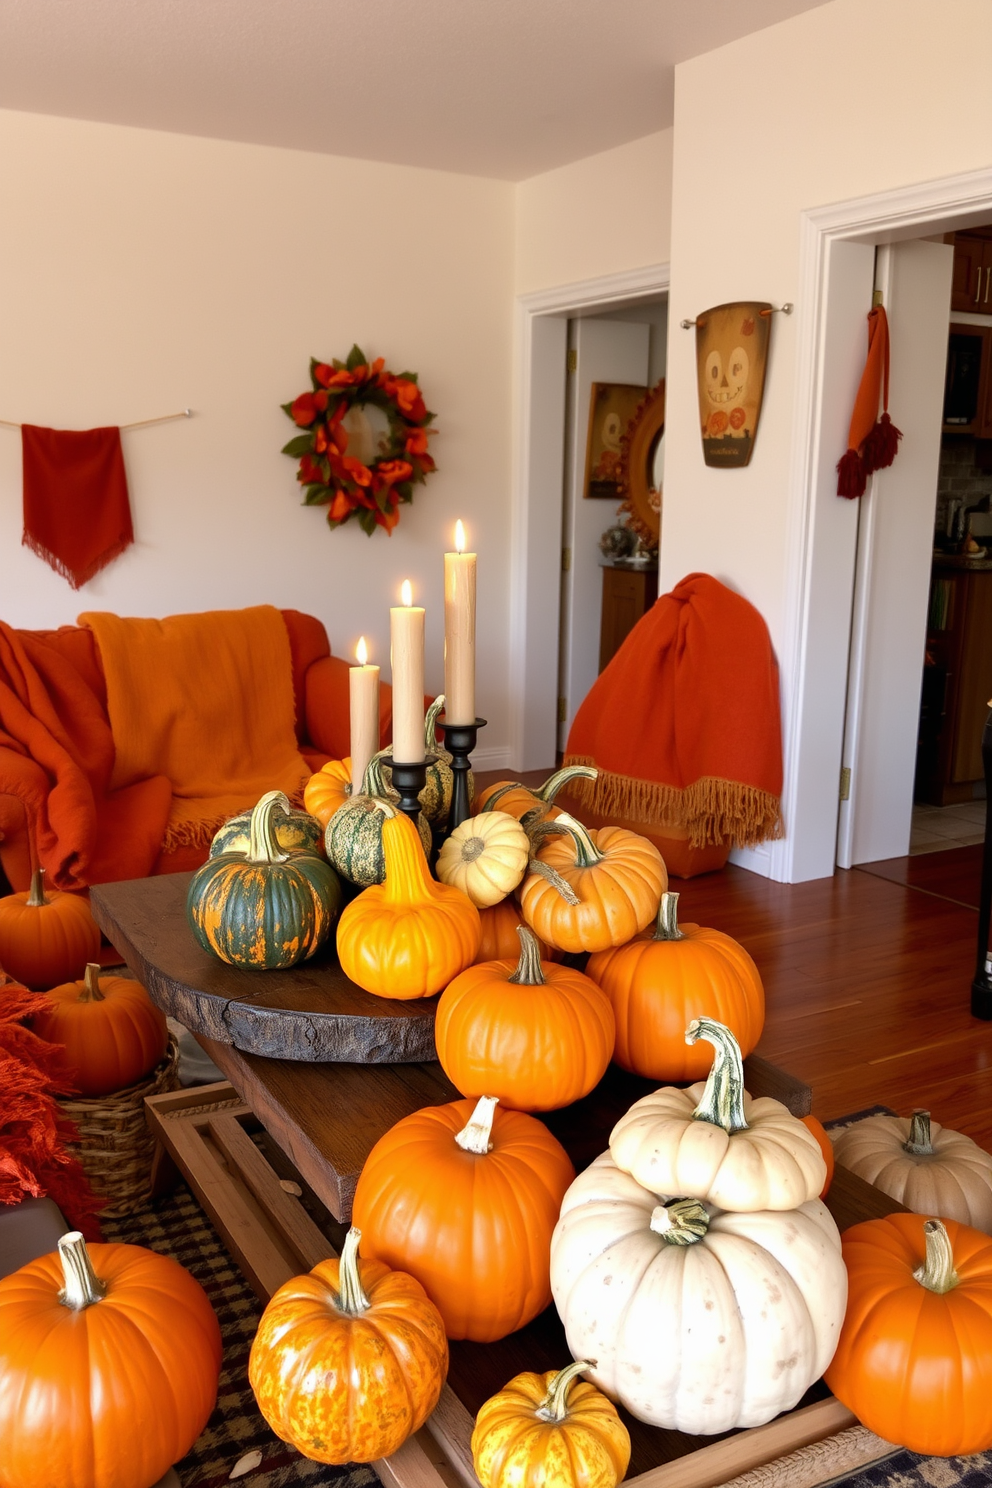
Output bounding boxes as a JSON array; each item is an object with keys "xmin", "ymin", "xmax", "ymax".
[
  {"xmin": 510, "ymin": 264, "xmax": 670, "ymax": 772},
  {"xmin": 769, "ymin": 165, "xmax": 992, "ymax": 882}
]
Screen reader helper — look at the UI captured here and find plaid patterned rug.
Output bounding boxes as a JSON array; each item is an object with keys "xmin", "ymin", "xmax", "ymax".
[{"xmin": 102, "ymin": 1184, "xmax": 376, "ymax": 1488}]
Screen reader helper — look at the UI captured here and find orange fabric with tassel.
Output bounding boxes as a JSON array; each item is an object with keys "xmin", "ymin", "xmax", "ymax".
[{"xmin": 837, "ymin": 306, "xmax": 902, "ymax": 498}]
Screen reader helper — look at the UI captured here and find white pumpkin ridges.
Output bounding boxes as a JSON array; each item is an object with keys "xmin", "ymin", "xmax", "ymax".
[{"xmin": 833, "ymin": 1113, "xmax": 992, "ymax": 1234}]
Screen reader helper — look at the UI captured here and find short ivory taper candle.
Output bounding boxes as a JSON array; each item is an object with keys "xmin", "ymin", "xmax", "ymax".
[
  {"xmin": 444, "ymin": 520, "xmax": 477, "ymax": 725},
  {"xmin": 349, "ymin": 636, "xmax": 380, "ymax": 794},
  {"xmin": 390, "ymin": 579, "xmax": 425, "ymax": 763}
]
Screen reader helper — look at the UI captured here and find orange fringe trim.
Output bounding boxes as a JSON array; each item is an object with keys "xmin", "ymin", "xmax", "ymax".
[
  {"xmin": 160, "ymin": 781, "xmax": 308, "ymax": 856},
  {"xmin": 562, "ymin": 755, "xmax": 782, "ymax": 850}
]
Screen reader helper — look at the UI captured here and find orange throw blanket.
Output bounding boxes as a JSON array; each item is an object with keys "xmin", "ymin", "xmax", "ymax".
[
  {"xmin": 564, "ymin": 572, "xmax": 782, "ymax": 848},
  {"xmin": 80, "ymin": 606, "xmax": 310, "ymax": 853}
]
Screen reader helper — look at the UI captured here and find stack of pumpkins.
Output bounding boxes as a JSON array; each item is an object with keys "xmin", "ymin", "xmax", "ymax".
[{"xmin": 0, "ymin": 867, "xmax": 169, "ymax": 1100}]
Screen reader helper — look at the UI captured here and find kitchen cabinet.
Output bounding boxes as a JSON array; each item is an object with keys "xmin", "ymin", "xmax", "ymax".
[
  {"xmin": 599, "ymin": 563, "xmax": 656, "ymax": 672},
  {"xmin": 950, "ymin": 231, "xmax": 992, "ymax": 314},
  {"xmin": 942, "ymin": 323, "xmax": 992, "ymax": 438},
  {"xmin": 916, "ymin": 565, "xmax": 992, "ymax": 805}
]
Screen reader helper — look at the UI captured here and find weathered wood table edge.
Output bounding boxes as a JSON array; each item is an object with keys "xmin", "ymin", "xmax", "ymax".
[{"xmin": 145, "ymin": 1083, "xmax": 902, "ymax": 1488}]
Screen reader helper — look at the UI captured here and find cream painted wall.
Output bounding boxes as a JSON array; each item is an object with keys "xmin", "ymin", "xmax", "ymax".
[
  {"xmin": 0, "ymin": 110, "xmax": 515, "ymax": 761},
  {"xmin": 661, "ymin": 0, "xmax": 992, "ymax": 641},
  {"xmin": 515, "ymin": 129, "xmax": 673, "ymax": 294}
]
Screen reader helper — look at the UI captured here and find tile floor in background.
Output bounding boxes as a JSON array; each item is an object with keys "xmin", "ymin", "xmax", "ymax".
[{"xmin": 909, "ymin": 798, "xmax": 987, "ymax": 855}]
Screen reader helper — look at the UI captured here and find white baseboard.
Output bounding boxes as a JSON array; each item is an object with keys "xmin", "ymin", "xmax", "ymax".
[
  {"xmin": 728, "ymin": 841, "xmax": 774, "ymax": 879},
  {"xmin": 470, "ymin": 744, "xmax": 514, "ymax": 772}
]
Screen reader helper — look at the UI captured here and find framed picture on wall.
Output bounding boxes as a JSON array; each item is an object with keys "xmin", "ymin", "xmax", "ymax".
[{"xmin": 583, "ymin": 382, "xmax": 647, "ymax": 499}]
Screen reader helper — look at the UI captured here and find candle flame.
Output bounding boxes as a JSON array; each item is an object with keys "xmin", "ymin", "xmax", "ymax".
[
  {"xmin": 401, "ymin": 579, "xmax": 413, "ymax": 607},
  {"xmin": 356, "ymin": 635, "xmax": 368, "ymax": 666},
  {"xmin": 455, "ymin": 519, "xmax": 466, "ymax": 554}
]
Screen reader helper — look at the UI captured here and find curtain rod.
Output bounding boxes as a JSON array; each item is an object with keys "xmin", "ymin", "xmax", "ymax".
[{"xmin": 0, "ymin": 409, "xmax": 193, "ymax": 431}]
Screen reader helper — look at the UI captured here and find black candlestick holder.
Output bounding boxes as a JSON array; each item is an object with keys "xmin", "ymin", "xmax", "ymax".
[
  {"xmin": 440, "ymin": 717, "xmax": 486, "ymax": 834},
  {"xmin": 387, "ymin": 755, "xmax": 433, "ymax": 830},
  {"xmin": 971, "ymin": 707, "xmax": 992, "ymax": 1020}
]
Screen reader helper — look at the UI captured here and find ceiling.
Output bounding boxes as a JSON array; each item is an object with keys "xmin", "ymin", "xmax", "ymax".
[{"xmin": 0, "ymin": 0, "xmax": 832, "ymax": 181}]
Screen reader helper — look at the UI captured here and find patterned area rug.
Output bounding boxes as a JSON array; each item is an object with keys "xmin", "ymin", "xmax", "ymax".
[{"xmin": 102, "ymin": 1184, "xmax": 376, "ymax": 1488}]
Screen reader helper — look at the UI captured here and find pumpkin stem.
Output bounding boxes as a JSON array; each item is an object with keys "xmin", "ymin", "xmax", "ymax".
[
  {"xmin": 425, "ymin": 694, "xmax": 446, "ymax": 750},
  {"xmin": 526, "ymin": 858, "xmax": 581, "ymax": 907},
  {"xmin": 26, "ymin": 867, "xmax": 50, "ymax": 908},
  {"xmin": 650, "ymin": 1199, "xmax": 710, "ymax": 1246},
  {"xmin": 653, "ymin": 891, "xmax": 685, "ymax": 942},
  {"xmin": 904, "ymin": 1109, "xmax": 935, "ymax": 1156},
  {"xmin": 530, "ymin": 812, "xmax": 603, "ymax": 869},
  {"xmin": 914, "ymin": 1219, "xmax": 960, "ymax": 1294},
  {"xmin": 535, "ymin": 765, "xmax": 598, "ymax": 804},
  {"xmin": 380, "ymin": 810, "xmax": 433, "ymax": 905},
  {"xmin": 77, "ymin": 963, "xmax": 105, "ymax": 1003},
  {"xmin": 58, "ymin": 1231, "xmax": 107, "ymax": 1310},
  {"xmin": 248, "ymin": 791, "xmax": 292, "ymax": 865},
  {"xmin": 455, "ymin": 1095, "xmax": 498, "ymax": 1155},
  {"xmin": 535, "ymin": 1361, "xmax": 591, "ymax": 1423},
  {"xmin": 687, "ymin": 1017, "xmax": 750, "ymax": 1133},
  {"xmin": 508, "ymin": 925, "xmax": 547, "ymax": 986},
  {"xmin": 335, "ymin": 1227, "xmax": 372, "ymax": 1315}
]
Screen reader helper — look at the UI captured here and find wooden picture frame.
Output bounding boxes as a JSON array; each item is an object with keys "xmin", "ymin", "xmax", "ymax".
[
  {"xmin": 618, "ymin": 379, "xmax": 665, "ymax": 549},
  {"xmin": 583, "ymin": 382, "xmax": 647, "ymax": 499}
]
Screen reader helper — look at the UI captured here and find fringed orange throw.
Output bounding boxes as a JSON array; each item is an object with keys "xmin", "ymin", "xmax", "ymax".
[
  {"xmin": 79, "ymin": 606, "xmax": 310, "ymax": 853},
  {"xmin": 564, "ymin": 572, "xmax": 783, "ymax": 848}
]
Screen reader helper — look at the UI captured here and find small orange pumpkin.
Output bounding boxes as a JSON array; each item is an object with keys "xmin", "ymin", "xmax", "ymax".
[
  {"xmin": 353, "ymin": 1094, "xmax": 575, "ymax": 1342},
  {"xmin": 519, "ymin": 812, "xmax": 667, "ymax": 954},
  {"xmin": 586, "ymin": 891, "xmax": 764, "ymax": 1081},
  {"xmin": 802, "ymin": 1114, "xmax": 835, "ymax": 1198},
  {"xmin": 29, "ymin": 963, "xmax": 169, "ymax": 1097},
  {"xmin": 0, "ymin": 868, "xmax": 101, "ymax": 990},
  {"xmin": 336, "ymin": 803, "xmax": 480, "ymax": 999},
  {"xmin": 303, "ymin": 757, "xmax": 354, "ymax": 828},
  {"xmin": 249, "ymin": 1227, "xmax": 448, "ymax": 1464},
  {"xmin": 436, "ymin": 926, "xmax": 614, "ymax": 1111},
  {"xmin": 475, "ymin": 898, "xmax": 559, "ymax": 963},
  {"xmin": 475, "ymin": 765, "xmax": 597, "ymax": 822},
  {"xmin": 472, "ymin": 1361, "xmax": 630, "ymax": 1488}
]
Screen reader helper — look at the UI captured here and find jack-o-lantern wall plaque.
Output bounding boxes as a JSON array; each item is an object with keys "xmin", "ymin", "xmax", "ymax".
[{"xmin": 695, "ymin": 302, "xmax": 771, "ymax": 468}]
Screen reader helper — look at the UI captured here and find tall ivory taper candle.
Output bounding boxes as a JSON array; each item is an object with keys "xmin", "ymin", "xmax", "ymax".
[
  {"xmin": 444, "ymin": 520, "xmax": 477, "ymax": 725},
  {"xmin": 349, "ymin": 636, "xmax": 380, "ymax": 793},
  {"xmin": 390, "ymin": 579, "xmax": 425, "ymax": 762}
]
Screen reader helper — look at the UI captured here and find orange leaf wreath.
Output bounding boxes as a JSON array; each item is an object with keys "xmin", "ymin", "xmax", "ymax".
[{"xmin": 282, "ymin": 346, "xmax": 437, "ymax": 536}]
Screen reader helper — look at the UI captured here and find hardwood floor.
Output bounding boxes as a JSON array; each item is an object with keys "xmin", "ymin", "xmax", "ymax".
[{"xmin": 473, "ymin": 769, "xmax": 992, "ymax": 1150}]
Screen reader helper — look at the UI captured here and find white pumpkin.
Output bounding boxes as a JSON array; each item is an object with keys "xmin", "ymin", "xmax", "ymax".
[
  {"xmin": 436, "ymin": 811, "xmax": 530, "ymax": 908},
  {"xmin": 610, "ymin": 1016, "xmax": 826, "ymax": 1210},
  {"xmin": 550, "ymin": 1151, "xmax": 847, "ymax": 1435},
  {"xmin": 833, "ymin": 1109, "xmax": 992, "ymax": 1234}
]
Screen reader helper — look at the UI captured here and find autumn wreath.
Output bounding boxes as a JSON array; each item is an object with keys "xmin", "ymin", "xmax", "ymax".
[{"xmin": 282, "ymin": 345, "xmax": 436, "ymax": 535}]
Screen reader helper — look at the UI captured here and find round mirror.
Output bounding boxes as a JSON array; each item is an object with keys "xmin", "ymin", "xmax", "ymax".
[{"xmin": 618, "ymin": 380, "xmax": 665, "ymax": 547}]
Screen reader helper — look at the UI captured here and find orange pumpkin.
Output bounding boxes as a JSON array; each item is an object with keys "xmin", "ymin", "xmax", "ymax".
[
  {"xmin": 825, "ymin": 1214, "xmax": 992, "ymax": 1456},
  {"xmin": 304, "ymin": 756, "xmax": 354, "ymax": 828},
  {"xmin": 249, "ymin": 1227, "xmax": 448, "ymax": 1463},
  {"xmin": 519, "ymin": 813, "xmax": 667, "ymax": 954},
  {"xmin": 475, "ymin": 764, "xmax": 598, "ymax": 822},
  {"xmin": 436, "ymin": 927, "xmax": 614, "ymax": 1111},
  {"xmin": 802, "ymin": 1114, "xmax": 835, "ymax": 1197},
  {"xmin": 475, "ymin": 899, "xmax": 559, "ymax": 963},
  {"xmin": 29, "ymin": 962, "xmax": 169, "ymax": 1097},
  {"xmin": 352, "ymin": 1094, "xmax": 575, "ymax": 1341},
  {"xmin": 472, "ymin": 1361, "xmax": 630, "ymax": 1488},
  {"xmin": 585, "ymin": 891, "xmax": 764, "ymax": 1081},
  {"xmin": 0, "ymin": 868, "xmax": 101, "ymax": 990},
  {"xmin": 336, "ymin": 804, "xmax": 480, "ymax": 999},
  {"xmin": 0, "ymin": 1230, "xmax": 222, "ymax": 1488}
]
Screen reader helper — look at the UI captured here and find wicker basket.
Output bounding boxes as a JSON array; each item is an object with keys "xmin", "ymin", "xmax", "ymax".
[{"xmin": 59, "ymin": 1034, "xmax": 181, "ymax": 1219}]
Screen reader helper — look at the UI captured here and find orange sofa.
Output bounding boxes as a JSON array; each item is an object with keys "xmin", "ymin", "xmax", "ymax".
[{"xmin": 0, "ymin": 610, "xmax": 393, "ymax": 894}]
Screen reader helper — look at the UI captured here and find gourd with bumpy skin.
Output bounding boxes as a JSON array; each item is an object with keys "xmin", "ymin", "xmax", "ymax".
[
  {"xmin": 550, "ymin": 1151, "xmax": 847, "ymax": 1434},
  {"xmin": 436, "ymin": 926, "xmax": 614, "ymax": 1111},
  {"xmin": 378, "ymin": 696, "xmax": 472, "ymax": 826},
  {"xmin": 436, "ymin": 810, "xmax": 530, "ymax": 908},
  {"xmin": 186, "ymin": 790, "xmax": 341, "ymax": 969},
  {"xmin": 826, "ymin": 1215, "xmax": 992, "ymax": 1456},
  {"xmin": 832, "ymin": 1108, "xmax": 992, "ymax": 1233},
  {"xmin": 336, "ymin": 803, "xmax": 480, "ymax": 1000},
  {"xmin": 609, "ymin": 1017, "xmax": 826, "ymax": 1210},
  {"xmin": 303, "ymin": 757, "xmax": 354, "ymax": 829},
  {"xmin": 0, "ymin": 1230, "xmax": 222, "ymax": 1488},
  {"xmin": 249, "ymin": 1227, "xmax": 448, "ymax": 1464},
  {"xmin": 210, "ymin": 805, "xmax": 323, "ymax": 859},
  {"xmin": 475, "ymin": 764, "xmax": 598, "ymax": 822},
  {"xmin": 29, "ymin": 962, "xmax": 168, "ymax": 1097},
  {"xmin": 586, "ymin": 891, "xmax": 764, "ymax": 1081},
  {"xmin": 519, "ymin": 812, "xmax": 667, "ymax": 954},
  {"xmin": 353, "ymin": 1094, "xmax": 575, "ymax": 1342},
  {"xmin": 325, "ymin": 754, "xmax": 432, "ymax": 886},
  {"xmin": 471, "ymin": 1361, "xmax": 630, "ymax": 1488},
  {"xmin": 0, "ymin": 868, "xmax": 101, "ymax": 990}
]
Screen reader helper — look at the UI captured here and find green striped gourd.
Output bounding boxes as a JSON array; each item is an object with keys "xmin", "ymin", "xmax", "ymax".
[
  {"xmin": 209, "ymin": 804, "xmax": 324, "ymax": 859},
  {"xmin": 325, "ymin": 755, "xmax": 432, "ymax": 887},
  {"xmin": 187, "ymin": 790, "xmax": 341, "ymax": 969},
  {"xmin": 377, "ymin": 696, "xmax": 473, "ymax": 826}
]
